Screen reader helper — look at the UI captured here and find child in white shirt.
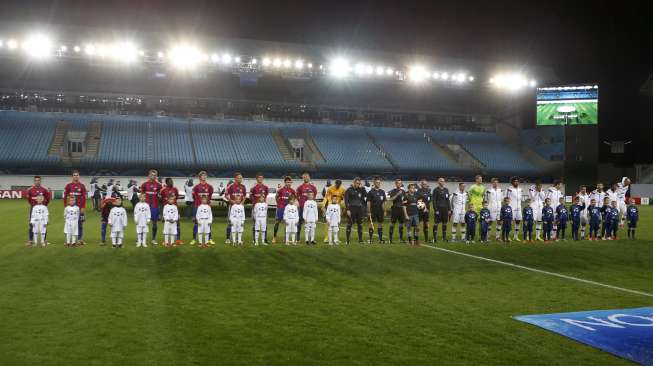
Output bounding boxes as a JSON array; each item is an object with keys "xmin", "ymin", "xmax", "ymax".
[
  {"xmin": 108, "ymin": 197, "xmax": 128, "ymax": 248},
  {"xmin": 195, "ymin": 196, "xmax": 213, "ymax": 247},
  {"xmin": 302, "ymin": 191, "xmax": 319, "ymax": 245},
  {"xmin": 252, "ymin": 195, "xmax": 268, "ymax": 246},
  {"xmin": 30, "ymin": 194, "xmax": 49, "ymax": 247},
  {"xmin": 325, "ymin": 196, "xmax": 342, "ymax": 245},
  {"xmin": 162, "ymin": 196, "xmax": 179, "ymax": 247},
  {"xmin": 229, "ymin": 196, "xmax": 246, "ymax": 245},
  {"xmin": 64, "ymin": 196, "xmax": 80, "ymax": 247},
  {"xmin": 283, "ymin": 196, "xmax": 300, "ymax": 245},
  {"xmin": 133, "ymin": 193, "xmax": 151, "ymax": 247}
]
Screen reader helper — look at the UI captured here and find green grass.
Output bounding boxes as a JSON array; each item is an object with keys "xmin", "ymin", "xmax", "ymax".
[
  {"xmin": 1, "ymin": 199, "xmax": 651, "ymax": 365},
  {"xmin": 537, "ymin": 101, "xmax": 598, "ymax": 125}
]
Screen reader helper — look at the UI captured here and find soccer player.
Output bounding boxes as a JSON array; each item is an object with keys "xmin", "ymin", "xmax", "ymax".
[
  {"xmin": 542, "ymin": 198, "xmax": 555, "ymax": 243},
  {"xmin": 616, "ymin": 177, "xmax": 631, "ymax": 227},
  {"xmin": 30, "ymin": 194, "xmax": 49, "ymax": 247},
  {"xmin": 108, "ymin": 197, "xmax": 128, "ymax": 248},
  {"xmin": 485, "ymin": 178, "xmax": 503, "ymax": 241},
  {"xmin": 388, "ymin": 179, "xmax": 406, "ymax": 243},
  {"xmin": 555, "ymin": 197, "xmax": 569, "ymax": 241},
  {"xmin": 229, "ymin": 196, "xmax": 246, "ymax": 246},
  {"xmin": 590, "ymin": 183, "xmax": 607, "ymax": 208},
  {"xmin": 403, "ymin": 183, "xmax": 420, "ymax": 245},
  {"xmin": 99, "ymin": 195, "xmax": 117, "ymax": 246},
  {"xmin": 522, "ymin": 199, "xmax": 534, "ymax": 243},
  {"xmin": 160, "ymin": 178, "xmax": 182, "ymax": 245},
  {"xmin": 478, "ymin": 201, "xmax": 491, "ymax": 243},
  {"xmin": 468, "ymin": 175, "xmax": 486, "ymax": 214},
  {"xmin": 450, "ymin": 182, "xmax": 468, "ymax": 242},
  {"xmin": 499, "ymin": 197, "xmax": 513, "ymax": 243},
  {"xmin": 63, "ymin": 170, "xmax": 87, "ymax": 245},
  {"xmin": 322, "ymin": 179, "xmax": 345, "ymax": 242},
  {"xmin": 546, "ymin": 180, "xmax": 563, "ymax": 240},
  {"xmin": 296, "ymin": 172, "xmax": 318, "ymax": 241},
  {"xmin": 570, "ymin": 196, "xmax": 585, "ymax": 241},
  {"xmin": 528, "ymin": 181, "xmax": 546, "ymax": 241},
  {"xmin": 283, "ymin": 196, "xmax": 300, "ymax": 245},
  {"xmin": 26, "ymin": 175, "xmax": 51, "ymax": 246},
  {"xmin": 302, "ymin": 191, "xmax": 319, "ymax": 245},
  {"xmin": 250, "ymin": 173, "xmax": 270, "ymax": 242},
  {"xmin": 366, "ymin": 176, "xmax": 386, "ymax": 244},
  {"xmin": 140, "ymin": 169, "xmax": 163, "ymax": 246},
  {"xmin": 252, "ymin": 195, "xmax": 268, "ymax": 246},
  {"xmin": 273, "ymin": 176, "xmax": 296, "ymax": 244},
  {"xmin": 606, "ymin": 184, "xmax": 619, "ymax": 225},
  {"xmin": 576, "ymin": 185, "xmax": 591, "ymax": 239},
  {"xmin": 134, "ymin": 193, "xmax": 151, "ymax": 247},
  {"xmin": 184, "ymin": 178, "xmax": 194, "ymax": 218},
  {"xmin": 325, "ymin": 196, "xmax": 342, "ymax": 245},
  {"xmin": 505, "ymin": 177, "xmax": 523, "ymax": 241},
  {"xmin": 225, "ymin": 172, "xmax": 246, "ymax": 244},
  {"xmin": 587, "ymin": 199, "xmax": 601, "ymax": 240},
  {"xmin": 626, "ymin": 198, "xmax": 639, "ymax": 239},
  {"xmin": 464, "ymin": 203, "xmax": 477, "ymax": 244},
  {"xmin": 196, "ymin": 196, "xmax": 213, "ymax": 248},
  {"xmin": 191, "ymin": 171, "xmax": 214, "ymax": 245},
  {"xmin": 344, "ymin": 178, "xmax": 366, "ymax": 245},
  {"xmin": 416, "ymin": 179, "xmax": 432, "ymax": 242},
  {"xmin": 64, "ymin": 196, "xmax": 80, "ymax": 247}
]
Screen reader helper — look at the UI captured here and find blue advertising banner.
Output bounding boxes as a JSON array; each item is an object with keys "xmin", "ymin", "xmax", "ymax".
[{"xmin": 515, "ymin": 307, "xmax": 653, "ymax": 365}]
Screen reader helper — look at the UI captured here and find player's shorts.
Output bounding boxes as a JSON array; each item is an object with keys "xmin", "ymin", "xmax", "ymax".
[
  {"xmin": 370, "ymin": 206, "xmax": 384, "ymax": 223},
  {"xmin": 348, "ymin": 206, "xmax": 363, "ymax": 225},
  {"xmin": 111, "ymin": 230, "xmax": 124, "ymax": 238},
  {"xmin": 406, "ymin": 214, "xmax": 419, "ymax": 227},
  {"xmin": 136, "ymin": 225, "xmax": 148, "ymax": 234},
  {"xmin": 391, "ymin": 206, "xmax": 405, "ymax": 224},
  {"xmin": 434, "ymin": 206, "xmax": 449, "ymax": 224},
  {"xmin": 276, "ymin": 207, "xmax": 284, "ymax": 221},
  {"xmin": 531, "ymin": 204, "xmax": 543, "ymax": 222},
  {"xmin": 510, "ymin": 205, "xmax": 523, "ymax": 221},
  {"xmin": 150, "ymin": 207, "xmax": 160, "ymax": 221},
  {"xmin": 285, "ymin": 219, "xmax": 298, "ymax": 233},
  {"xmin": 255, "ymin": 218, "xmax": 267, "ymax": 231},
  {"xmin": 418, "ymin": 210, "xmax": 430, "ymax": 222},
  {"xmin": 32, "ymin": 223, "xmax": 46, "ymax": 234},
  {"xmin": 618, "ymin": 201, "xmax": 627, "ymax": 216},
  {"xmin": 163, "ymin": 222, "xmax": 177, "ymax": 235},
  {"xmin": 197, "ymin": 222, "xmax": 211, "ymax": 234},
  {"xmin": 64, "ymin": 220, "xmax": 78, "ymax": 235},
  {"xmin": 628, "ymin": 220, "xmax": 637, "ymax": 228},
  {"xmin": 230, "ymin": 221, "xmax": 244, "ymax": 233},
  {"xmin": 489, "ymin": 206, "xmax": 501, "ymax": 221},
  {"xmin": 452, "ymin": 207, "xmax": 465, "ymax": 224},
  {"xmin": 580, "ymin": 210, "xmax": 589, "ymax": 225}
]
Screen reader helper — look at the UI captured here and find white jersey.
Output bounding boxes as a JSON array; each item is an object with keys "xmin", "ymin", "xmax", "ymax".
[
  {"xmin": 163, "ymin": 204, "xmax": 179, "ymax": 222},
  {"xmin": 505, "ymin": 186, "xmax": 523, "ymax": 208},
  {"xmin": 325, "ymin": 203, "xmax": 341, "ymax": 226},
  {"xmin": 450, "ymin": 190, "xmax": 468, "ymax": 210},
  {"xmin": 284, "ymin": 204, "xmax": 299, "ymax": 221},
  {"xmin": 302, "ymin": 200, "xmax": 319, "ymax": 223},
  {"xmin": 616, "ymin": 181, "xmax": 628, "ymax": 203},
  {"xmin": 577, "ymin": 192, "xmax": 591, "ymax": 214},
  {"xmin": 134, "ymin": 202, "xmax": 151, "ymax": 227},
  {"xmin": 108, "ymin": 206, "xmax": 128, "ymax": 232},
  {"xmin": 229, "ymin": 204, "xmax": 245, "ymax": 224},
  {"xmin": 127, "ymin": 185, "xmax": 137, "ymax": 201},
  {"xmin": 253, "ymin": 202, "xmax": 268, "ymax": 220},
  {"xmin": 105, "ymin": 183, "xmax": 115, "ymax": 199},
  {"xmin": 590, "ymin": 190, "xmax": 607, "ymax": 207},
  {"xmin": 196, "ymin": 204, "xmax": 213, "ymax": 224},
  {"xmin": 30, "ymin": 204, "xmax": 49, "ymax": 225},
  {"xmin": 546, "ymin": 187, "xmax": 563, "ymax": 211},
  {"xmin": 484, "ymin": 187, "xmax": 503, "ymax": 210},
  {"xmin": 529, "ymin": 186, "xmax": 546, "ymax": 207},
  {"xmin": 606, "ymin": 190, "xmax": 619, "ymax": 205},
  {"xmin": 64, "ymin": 205, "xmax": 80, "ymax": 223},
  {"xmin": 184, "ymin": 185, "xmax": 194, "ymax": 202}
]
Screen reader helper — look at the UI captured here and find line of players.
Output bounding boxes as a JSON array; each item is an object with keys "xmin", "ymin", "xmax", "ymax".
[{"xmin": 25, "ymin": 170, "xmax": 641, "ymax": 247}]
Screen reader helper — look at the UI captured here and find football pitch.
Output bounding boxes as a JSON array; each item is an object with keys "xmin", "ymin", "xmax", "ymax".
[
  {"xmin": 1, "ymin": 200, "xmax": 651, "ymax": 365},
  {"xmin": 537, "ymin": 101, "xmax": 598, "ymax": 125}
]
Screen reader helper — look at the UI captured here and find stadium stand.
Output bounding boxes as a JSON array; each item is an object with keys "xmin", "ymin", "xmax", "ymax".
[
  {"xmin": 520, "ymin": 127, "xmax": 565, "ymax": 161},
  {"xmin": 0, "ymin": 111, "xmax": 60, "ymax": 168}
]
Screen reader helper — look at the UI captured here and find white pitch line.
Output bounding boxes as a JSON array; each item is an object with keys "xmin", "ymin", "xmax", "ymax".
[{"xmin": 421, "ymin": 244, "xmax": 653, "ymax": 298}]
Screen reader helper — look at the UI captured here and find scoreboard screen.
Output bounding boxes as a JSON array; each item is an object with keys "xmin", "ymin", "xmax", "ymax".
[{"xmin": 536, "ymin": 85, "xmax": 598, "ymax": 125}]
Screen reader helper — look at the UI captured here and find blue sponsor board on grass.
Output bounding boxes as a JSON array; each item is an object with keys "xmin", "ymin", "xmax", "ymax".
[{"xmin": 515, "ymin": 307, "xmax": 653, "ymax": 365}]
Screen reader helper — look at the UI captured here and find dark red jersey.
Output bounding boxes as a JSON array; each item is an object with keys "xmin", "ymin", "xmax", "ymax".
[
  {"xmin": 250, "ymin": 183, "xmax": 269, "ymax": 204},
  {"xmin": 26, "ymin": 186, "xmax": 51, "ymax": 206},
  {"xmin": 226, "ymin": 183, "xmax": 247, "ymax": 204},
  {"xmin": 140, "ymin": 180, "xmax": 163, "ymax": 209},
  {"xmin": 276, "ymin": 187, "xmax": 296, "ymax": 209},
  {"xmin": 192, "ymin": 182, "xmax": 214, "ymax": 207},
  {"xmin": 63, "ymin": 182, "xmax": 87, "ymax": 208},
  {"xmin": 160, "ymin": 186, "xmax": 180, "ymax": 205},
  {"xmin": 296, "ymin": 182, "xmax": 318, "ymax": 208}
]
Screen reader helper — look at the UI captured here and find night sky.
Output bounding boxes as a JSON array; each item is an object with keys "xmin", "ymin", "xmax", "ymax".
[{"xmin": 2, "ymin": 0, "xmax": 652, "ymax": 162}]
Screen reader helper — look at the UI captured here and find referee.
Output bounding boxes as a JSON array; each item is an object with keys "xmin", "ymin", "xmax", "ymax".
[
  {"xmin": 344, "ymin": 178, "xmax": 366, "ymax": 245},
  {"xmin": 388, "ymin": 178, "xmax": 406, "ymax": 243},
  {"xmin": 366, "ymin": 176, "xmax": 386, "ymax": 244},
  {"xmin": 432, "ymin": 177, "xmax": 451, "ymax": 243},
  {"xmin": 417, "ymin": 179, "xmax": 432, "ymax": 243}
]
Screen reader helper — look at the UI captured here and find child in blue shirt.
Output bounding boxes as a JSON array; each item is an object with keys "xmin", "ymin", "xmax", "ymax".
[
  {"xmin": 607, "ymin": 200, "xmax": 620, "ymax": 240},
  {"xmin": 464, "ymin": 203, "xmax": 478, "ymax": 244},
  {"xmin": 600, "ymin": 197, "xmax": 612, "ymax": 240},
  {"xmin": 626, "ymin": 198, "xmax": 639, "ymax": 239},
  {"xmin": 500, "ymin": 197, "xmax": 513, "ymax": 243},
  {"xmin": 522, "ymin": 199, "xmax": 534, "ymax": 243},
  {"xmin": 569, "ymin": 196, "xmax": 585, "ymax": 241},
  {"xmin": 542, "ymin": 198, "xmax": 555, "ymax": 242},
  {"xmin": 479, "ymin": 201, "xmax": 491, "ymax": 243},
  {"xmin": 555, "ymin": 197, "xmax": 569, "ymax": 241},
  {"xmin": 587, "ymin": 199, "xmax": 601, "ymax": 240}
]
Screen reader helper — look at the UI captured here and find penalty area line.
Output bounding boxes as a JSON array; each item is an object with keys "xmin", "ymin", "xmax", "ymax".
[{"xmin": 421, "ymin": 244, "xmax": 653, "ymax": 298}]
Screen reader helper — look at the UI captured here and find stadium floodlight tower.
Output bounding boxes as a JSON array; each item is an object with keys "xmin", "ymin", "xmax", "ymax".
[
  {"xmin": 329, "ymin": 58, "xmax": 351, "ymax": 78},
  {"xmin": 22, "ymin": 34, "xmax": 53, "ymax": 60},
  {"xmin": 169, "ymin": 44, "xmax": 202, "ymax": 70}
]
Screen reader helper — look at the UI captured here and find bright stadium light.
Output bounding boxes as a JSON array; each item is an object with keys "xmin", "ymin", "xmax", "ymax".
[
  {"xmin": 251, "ymin": 58, "xmax": 257, "ymax": 64},
  {"xmin": 84, "ymin": 44, "xmax": 96, "ymax": 56},
  {"xmin": 329, "ymin": 58, "xmax": 351, "ymax": 78},
  {"xmin": 491, "ymin": 73, "xmax": 529, "ymax": 91},
  {"xmin": 408, "ymin": 65, "xmax": 429, "ymax": 82},
  {"xmin": 97, "ymin": 44, "xmax": 109, "ymax": 57},
  {"xmin": 375, "ymin": 66, "xmax": 384, "ymax": 76},
  {"xmin": 455, "ymin": 73, "xmax": 466, "ymax": 83},
  {"xmin": 441, "ymin": 72, "xmax": 450, "ymax": 80},
  {"xmin": 529, "ymin": 80, "xmax": 537, "ymax": 87},
  {"xmin": 7, "ymin": 39, "xmax": 18, "ymax": 50},
  {"xmin": 355, "ymin": 63, "xmax": 366, "ymax": 76},
  {"xmin": 273, "ymin": 58, "xmax": 282, "ymax": 68},
  {"xmin": 73, "ymin": 45, "xmax": 81, "ymax": 53},
  {"xmin": 262, "ymin": 57, "xmax": 271, "ymax": 66},
  {"xmin": 283, "ymin": 59, "xmax": 291, "ymax": 68},
  {"xmin": 468, "ymin": 76, "xmax": 475, "ymax": 82},
  {"xmin": 432, "ymin": 72, "xmax": 440, "ymax": 80},
  {"xmin": 234, "ymin": 56, "xmax": 241, "ymax": 63},
  {"xmin": 0, "ymin": 40, "xmax": 3, "ymax": 48},
  {"xmin": 157, "ymin": 51, "xmax": 164, "ymax": 58},
  {"xmin": 111, "ymin": 41, "xmax": 138, "ymax": 63},
  {"xmin": 307, "ymin": 62, "xmax": 312, "ymax": 68},
  {"xmin": 168, "ymin": 44, "xmax": 202, "ymax": 70},
  {"xmin": 385, "ymin": 67, "xmax": 393, "ymax": 76},
  {"xmin": 294, "ymin": 59, "xmax": 304, "ymax": 69},
  {"xmin": 22, "ymin": 34, "xmax": 53, "ymax": 59},
  {"xmin": 221, "ymin": 53, "xmax": 232, "ymax": 64},
  {"xmin": 210, "ymin": 53, "xmax": 219, "ymax": 63}
]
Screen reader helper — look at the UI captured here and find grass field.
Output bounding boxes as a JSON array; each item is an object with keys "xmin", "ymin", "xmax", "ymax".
[
  {"xmin": 1, "ymin": 199, "xmax": 651, "ymax": 365},
  {"xmin": 537, "ymin": 101, "xmax": 598, "ymax": 125}
]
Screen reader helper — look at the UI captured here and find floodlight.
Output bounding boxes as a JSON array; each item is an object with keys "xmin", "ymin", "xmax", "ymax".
[
  {"xmin": 455, "ymin": 73, "xmax": 466, "ymax": 82},
  {"xmin": 375, "ymin": 66, "xmax": 384, "ymax": 75},
  {"xmin": 235, "ymin": 56, "xmax": 241, "ymax": 63},
  {"xmin": 385, "ymin": 67, "xmax": 393, "ymax": 76},
  {"xmin": 408, "ymin": 66, "xmax": 428, "ymax": 82},
  {"xmin": 157, "ymin": 51, "xmax": 164, "ymax": 58},
  {"xmin": 211, "ymin": 53, "xmax": 219, "ymax": 63},
  {"xmin": 7, "ymin": 39, "xmax": 18, "ymax": 49},
  {"xmin": 432, "ymin": 72, "xmax": 440, "ymax": 79},
  {"xmin": 355, "ymin": 63, "xmax": 366, "ymax": 76},
  {"xmin": 263, "ymin": 57, "xmax": 271, "ymax": 66},
  {"xmin": 251, "ymin": 58, "xmax": 257, "ymax": 64},
  {"xmin": 23, "ymin": 34, "xmax": 52, "ymax": 59},
  {"xmin": 0, "ymin": 40, "xmax": 3, "ymax": 48},
  {"xmin": 168, "ymin": 44, "xmax": 202, "ymax": 70},
  {"xmin": 307, "ymin": 63, "xmax": 312, "ymax": 68},
  {"xmin": 73, "ymin": 45, "xmax": 81, "ymax": 53},
  {"xmin": 273, "ymin": 58, "xmax": 282, "ymax": 68},
  {"xmin": 468, "ymin": 76, "xmax": 475, "ymax": 82},
  {"xmin": 112, "ymin": 42, "xmax": 138, "ymax": 63},
  {"xmin": 329, "ymin": 58, "xmax": 351, "ymax": 78},
  {"xmin": 221, "ymin": 53, "xmax": 232, "ymax": 64},
  {"xmin": 283, "ymin": 59, "xmax": 291, "ymax": 68},
  {"xmin": 84, "ymin": 44, "xmax": 96, "ymax": 55},
  {"xmin": 295, "ymin": 59, "xmax": 304, "ymax": 69},
  {"xmin": 529, "ymin": 80, "xmax": 537, "ymax": 87},
  {"xmin": 59, "ymin": 45, "xmax": 67, "ymax": 52},
  {"xmin": 97, "ymin": 44, "xmax": 109, "ymax": 57},
  {"xmin": 441, "ymin": 72, "xmax": 450, "ymax": 80}
]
